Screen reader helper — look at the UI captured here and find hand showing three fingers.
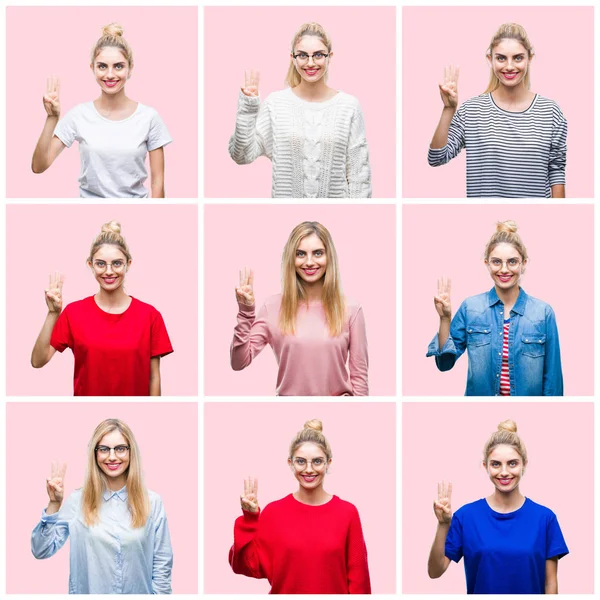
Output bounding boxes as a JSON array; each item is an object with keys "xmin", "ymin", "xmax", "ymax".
[
  {"xmin": 45, "ymin": 272, "xmax": 64, "ymax": 313},
  {"xmin": 241, "ymin": 69, "xmax": 260, "ymax": 97},
  {"xmin": 434, "ymin": 277, "xmax": 452, "ymax": 320},
  {"xmin": 43, "ymin": 75, "xmax": 61, "ymax": 117},
  {"xmin": 46, "ymin": 461, "xmax": 67, "ymax": 505},
  {"xmin": 235, "ymin": 267, "xmax": 255, "ymax": 306},
  {"xmin": 439, "ymin": 65, "xmax": 459, "ymax": 109},
  {"xmin": 434, "ymin": 481, "xmax": 453, "ymax": 524},
  {"xmin": 240, "ymin": 477, "xmax": 259, "ymax": 513}
]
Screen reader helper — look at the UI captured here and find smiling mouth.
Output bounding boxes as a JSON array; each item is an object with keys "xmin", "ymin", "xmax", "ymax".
[
  {"xmin": 303, "ymin": 268, "xmax": 319, "ymax": 276},
  {"xmin": 497, "ymin": 478, "xmax": 514, "ymax": 485},
  {"xmin": 103, "ymin": 80, "xmax": 119, "ymax": 87},
  {"xmin": 304, "ymin": 68, "xmax": 319, "ymax": 75},
  {"xmin": 103, "ymin": 277, "xmax": 117, "ymax": 284},
  {"xmin": 301, "ymin": 475, "xmax": 317, "ymax": 482},
  {"xmin": 502, "ymin": 72, "xmax": 518, "ymax": 79},
  {"xmin": 497, "ymin": 274, "xmax": 513, "ymax": 282},
  {"xmin": 106, "ymin": 463, "xmax": 122, "ymax": 471}
]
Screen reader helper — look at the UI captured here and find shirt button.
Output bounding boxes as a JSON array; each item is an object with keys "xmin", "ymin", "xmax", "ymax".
[
  {"xmin": 496, "ymin": 374, "xmax": 499, "ymax": 378},
  {"xmin": 484, "ymin": 330, "xmax": 488, "ymax": 333},
  {"xmin": 525, "ymin": 338, "xmax": 529, "ymax": 342},
  {"xmin": 498, "ymin": 352, "xmax": 501, "ymax": 355}
]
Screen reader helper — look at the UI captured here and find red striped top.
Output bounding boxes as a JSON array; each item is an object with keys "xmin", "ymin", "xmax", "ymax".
[{"xmin": 500, "ymin": 319, "xmax": 510, "ymax": 395}]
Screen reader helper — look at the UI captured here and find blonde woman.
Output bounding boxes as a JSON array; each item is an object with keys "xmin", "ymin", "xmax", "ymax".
[
  {"xmin": 31, "ymin": 221, "xmax": 173, "ymax": 396},
  {"xmin": 31, "ymin": 419, "xmax": 173, "ymax": 594},
  {"xmin": 427, "ymin": 221, "xmax": 563, "ymax": 396},
  {"xmin": 32, "ymin": 23, "xmax": 172, "ymax": 198},
  {"xmin": 429, "ymin": 23, "xmax": 567, "ymax": 198},
  {"xmin": 231, "ymin": 221, "xmax": 368, "ymax": 396},
  {"xmin": 230, "ymin": 420, "xmax": 371, "ymax": 594},
  {"xmin": 428, "ymin": 420, "xmax": 568, "ymax": 593},
  {"xmin": 229, "ymin": 22, "xmax": 371, "ymax": 198}
]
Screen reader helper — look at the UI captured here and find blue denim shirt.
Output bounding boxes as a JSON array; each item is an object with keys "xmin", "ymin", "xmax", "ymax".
[{"xmin": 427, "ymin": 288, "xmax": 563, "ymax": 396}]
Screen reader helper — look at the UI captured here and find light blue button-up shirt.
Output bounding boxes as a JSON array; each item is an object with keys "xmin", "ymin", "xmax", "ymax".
[
  {"xmin": 31, "ymin": 486, "xmax": 173, "ymax": 594},
  {"xmin": 427, "ymin": 288, "xmax": 563, "ymax": 396}
]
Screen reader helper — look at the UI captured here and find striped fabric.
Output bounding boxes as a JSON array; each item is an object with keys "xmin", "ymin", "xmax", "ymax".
[
  {"xmin": 428, "ymin": 93, "xmax": 567, "ymax": 198},
  {"xmin": 500, "ymin": 319, "xmax": 511, "ymax": 396}
]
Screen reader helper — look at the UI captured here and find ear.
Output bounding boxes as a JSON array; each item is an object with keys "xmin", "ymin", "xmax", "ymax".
[
  {"xmin": 326, "ymin": 458, "xmax": 332, "ymax": 473},
  {"xmin": 126, "ymin": 259, "xmax": 132, "ymax": 271},
  {"xmin": 521, "ymin": 258, "xmax": 528, "ymax": 273},
  {"xmin": 482, "ymin": 460, "xmax": 488, "ymax": 470},
  {"xmin": 486, "ymin": 52, "xmax": 493, "ymax": 67},
  {"xmin": 287, "ymin": 457, "xmax": 293, "ymax": 469},
  {"xmin": 90, "ymin": 63, "xmax": 94, "ymax": 73},
  {"xmin": 87, "ymin": 260, "xmax": 93, "ymax": 269},
  {"xmin": 327, "ymin": 51, "xmax": 334, "ymax": 61}
]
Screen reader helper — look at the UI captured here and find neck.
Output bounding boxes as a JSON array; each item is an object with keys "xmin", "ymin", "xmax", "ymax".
[
  {"xmin": 96, "ymin": 88, "xmax": 128, "ymax": 109},
  {"xmin": 488, "ymin": 486, "xmax": 525, "ymax": 512},
  {"xmin": 293, "ymin": 77, "xmax": 330, "ymax": 101},
  {"xmin": 294, "ymin": 483, "xmax": 331, "ymax": 506},
  {"xmin": 495, "ymin": 284, "xmax": 520, "ymax": 309},
  {"xmin": 106, "ymin": 475, "xmax": 126, "ymax": 491},
  {"xmin": 96, "ymin": 286, "xmax": 129, "ymax": 307},
  {"xmin": 492, "ymin": 82, "xmax": 530, "ymax": 103},
  {"xmin": 303, "ymin": 280, "xmax": 324, "ymax": 302}
]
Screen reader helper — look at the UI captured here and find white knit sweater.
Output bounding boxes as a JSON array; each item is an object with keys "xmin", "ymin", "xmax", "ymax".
[{"xmin": 229, "ymin": 88, "xmax": 372, "ymax": 198}]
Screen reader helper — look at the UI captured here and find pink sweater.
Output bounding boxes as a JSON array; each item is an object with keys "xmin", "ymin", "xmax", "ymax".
[{"xmin": 231, "ymin": 294, "xmax": 369, "ymax": 396}]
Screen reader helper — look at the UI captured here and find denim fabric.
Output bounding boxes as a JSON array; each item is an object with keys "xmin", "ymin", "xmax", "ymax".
[{"xmin": 427, "ymin": 288, "xmax": 563, "ymax": 396}]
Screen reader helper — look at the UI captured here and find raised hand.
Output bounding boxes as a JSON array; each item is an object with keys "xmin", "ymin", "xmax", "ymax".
[
  {"xmin": 434, "ymin": 277, "xmax": 452, "ymax": 320},
  {"xmin": 434, "ymin": 480, "xmax": 452, "ymax": 524},
  {"xmin": 241, "ymin": 69, "xmax": 260, "ymax": 97},
  {"xmin": 46, "ymin": 461, "xmax": 67, "ymax": 505},
  {"xmin": 240, "ymin": 477, "xmax": 259, "ymax": 513},
  {"xmin": 439, "ymin": 65, "xmax": 459, "ymax": 109},
  {"xmin": 235, "ymin": 267, "xmax": 255, "ymax": 306},
  {"xmin": 45, "ymin": 272, "xmax": 64, "ymax": 313},
  {"xmin": 43, "ymin": 75, "xmax": 61, "ymax": 117}
]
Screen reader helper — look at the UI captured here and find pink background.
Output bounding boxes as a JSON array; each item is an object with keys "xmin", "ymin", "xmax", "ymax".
[
  {"xmin": 6, "ymin": 7, "xmax": 198, "ymax": 198},
  {"xmin": 204, "ymin": 402, "xmax": 396, "ymax": 593},
  {"xmin": 6, "ymin": 204, "xmax": 198, "ymax": 396},
  {"xmin": 402, "ymin": 402, "xmax": 594, "ymax": 593},
  {"xmin": 204, "ymin": 6, "xmax": 396, "ymax": 198},
  {"xmin": 6, "ymin": 402, "xmax": 198, "ymax": 594},
  {"xmin": 204, "ymin": 204, "xmax": 396, "ymax": 396},
  {"xmin": 402, "ymin": 204, "xmax": 594, "ymax": 396},
  {"xmin": 402, "ymin": 6, "xmax": 594, "ymax": 198}
]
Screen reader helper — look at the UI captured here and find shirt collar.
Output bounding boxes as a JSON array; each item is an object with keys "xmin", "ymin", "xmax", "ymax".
[
  {"xmin": 103, "ymin": 485, "xmax": 128, "ymax": 502},
  {"xmin": 487, "ymin": 287, "xmax": 528, "ymax": 315}
]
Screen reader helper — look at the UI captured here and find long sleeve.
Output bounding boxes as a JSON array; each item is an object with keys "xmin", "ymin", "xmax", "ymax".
[
  {"xmin": 426, "ymin": 301, "xmax": 468, "ymax": 371},
  {"xmin": 346, "ymin": 507, "xmax": 371, "ymax": 594},
  {"xmin": 152, "ymin": 499, "xmax": 173, "ymax": 594},
  {"xmin": 228, "ymin": 92, "xmax": 273, "ymax": 165},
  {"xmin": 543, "ymin": 307, "xmax": 564, "ymax": 396},
  {"xmin": 428, "ymin": 106, "xmax": 466, "ymax": 166},
  {"xmin": 348, "ymin": 306, "xmax": 369, "ymax": 396},
  {"xmin": 230, "ymin": 302, "xmax": 270, "ymax": 371},
  {"xmin": 346, "ymin": 105, "xmax": 372, "ymax": 198},
  {"xmin": 31, "ymin": 494, "xmax": 77, "ymax": 559},
  {"xmin": 229, "ymin": 509, "xmax": 265, "ymax": 579},
  {"xmin": 548, "ymin": 106, "xmax": 567, "ymax": 187}
]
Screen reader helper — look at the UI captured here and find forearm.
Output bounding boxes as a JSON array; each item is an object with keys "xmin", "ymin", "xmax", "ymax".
[
  {"xmin": 46, "ymin": 500, "xmax": 61, "ymax": 516},
  {"xmin": 32, "ymin": 116, "xmax": 59, "ymax": 173},
  {"xmin": 31, "ymin": 312, "xmax": 59, "ymax": 368},
  {"xmin": 430, "ymin": 107, "xmax": 456, "ymax": 149},
  {"xmin": 551, "ymin": 184, "xmax": 565, "ymax": 198},
  {"xmin": 151, "ymin": 182, "xmax": 165, "ymax": 198},
  {"xmin": 545, "ymin": 580, "xmax": 558, "ymax": 594},
  {"xmin": 428, "ymin": 523, "xmax": 450, "ymax": 578},
  {"xmin": 438, "ymin": 317, "xmax": 451, "ymax": 349},
  {"xmin": 150, "ymin": 373, "xmax": 161, "ymax": 396}
]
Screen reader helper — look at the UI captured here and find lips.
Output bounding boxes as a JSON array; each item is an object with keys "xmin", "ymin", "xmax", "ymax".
[
  {"xmin": 103, "ymin": 277, "xmax": 117, "ymax": 284},
  {"xmin": 497, "ymin": 478, "xmax": 513, "ymax": 485},
  {"xmin": 304, "ymin": 68, "xmax": 319, "ymax": 76},
  {"xmin": 301, "ymin": 475, "xmax": 317, "ymax": 482},
  {"xmin": 497, "ymin": 274, "xmax": 513, "ymax": 283},
  {"xmin": 106, "ymin": 463, "xmax": 122, "ymax": 471},
  {"xmin": 502, "ymin": 72, "xmax": 518, "ymax": 80},
  {"xmin": 303, "ymin": 268, "xmax": 319, "ymax": 276},
  {"xmin": 103, "ymin": 80, "xmax": 119, "ymax": 88}
]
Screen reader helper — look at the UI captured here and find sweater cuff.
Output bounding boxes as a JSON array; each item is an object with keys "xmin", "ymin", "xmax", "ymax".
[
  {"xmin": 242, "ymin": 508, "xmax": 261, "ymax": 522},
  {"xmin": 237, "ymin": 91, "xmax": 261, "ymax": 113},
  {"xmin": 237, "ymin": 301, "xmax": 256, "ymax": 315}
]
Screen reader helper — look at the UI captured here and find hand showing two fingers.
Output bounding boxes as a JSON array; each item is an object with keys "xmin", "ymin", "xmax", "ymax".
[
  {"xmin": 433, "ymin": 480, "xmax": 453, "ymax": 524},
  {"xmin": 46, "ymin": 461, "xmax": 67, "ymax": 504},
  {"xmin": 434, "ymin": 276, "xmax": 452, "ymax": 320},
  {"xmin": 43, "ymin": 75, "xmax": 61, "ymax": 117},
  {"xmin": 241, "ymin": 69, "xmax": 260, "ymax": 97},
  {"xmin": 439, "ymin": 65, "xmax": 459, "ymax": 109},
  {"xmin": 45, "ymin": 272, "xmax": 64, "ymax": 313},
  {"xmin": 235, "ymin": 267, "xmax": 255, "ymax": 306},
  {"xmin": 240, "ymin": 477, "xmax": 259, "ymax": 513}
]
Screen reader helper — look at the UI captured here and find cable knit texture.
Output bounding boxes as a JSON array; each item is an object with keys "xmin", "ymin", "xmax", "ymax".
[
  {"xmin": 230, "ymin": 294, "xmax": 369, "ymax": 396},
  {"xmin": 229, "ymin": 88, "xmax": 371, "ymax": 198},
  {"xmin": 229, "ymin": 494, "xmax": 371, "ymax": 594}
]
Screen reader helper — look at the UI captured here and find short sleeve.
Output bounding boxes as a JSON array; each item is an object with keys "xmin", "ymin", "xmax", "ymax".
[
  {"xmin": 147, "ymin": 110, "xmax": 172, "ymax": 152},
  {"xmin": 50, "ymin": 308, "xmax": 73, "ymax": 352},
  {"xmin": 546, "ymin": 513, "xmax": 569, "ymax": 560},
  {"xmin": 53, "ymin": 107, "xmax": 79, "ymax": 148},
  {"xmin": 445, "ymin": 513, "xmax": 464, "ymax": 562},
  {"xmin": 150, "ymin": 310, "xmax": 174, "ymax": 358}
]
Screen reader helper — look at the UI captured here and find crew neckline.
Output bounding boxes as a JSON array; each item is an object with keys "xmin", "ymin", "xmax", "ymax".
[
  {"xmin": 286, "ymin": 87, "xmax": 343, "ymax": 107},
  {"xmin": 489, "ymin": 92, "xmax": 538, "ymax": 114},
  {"xmin": 484, "ymin": 496, "xmax": 528, "ymax": 518},
  {"xmin": 290, "ymin": 493, "xmax": 337, "ymax": 507},
  {"xmin": 91, "ymin": 294, "xmax": 134, "ymax": 316},
  {"xmin": 91, "ymin": 100, "xmax": 141, "ymax": 123}
]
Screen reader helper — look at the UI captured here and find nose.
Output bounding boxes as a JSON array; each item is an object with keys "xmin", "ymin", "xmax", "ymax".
[
  {"xmin": 107, "ymin": 449, "xmax": 118, "ymax": 460},
  {"xmin": 306, "ymin": 55, "xmax": 316, "ymax": 66},
  {"xmin": 105, "ymin": 263, "xmax": 115, "ymax": 274},
  {"xmin": 305, "ymin": 254, "xmax": 315, "ymax": 266}
]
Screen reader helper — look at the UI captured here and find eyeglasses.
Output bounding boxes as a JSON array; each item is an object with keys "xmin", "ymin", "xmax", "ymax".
[
  {"xmin": 292, "ymin": 52, "xmax": 330, "ymax": 64},
  {"xmin": 292, "ymin": 457, "xmax": 327, "ymax": 470},
  {"xmin": 488, "ymin": 258, "xmax": 522, "ymax": 271},
  {"xmin": 95, "ymin": 445, "xmax": 130, "ymax": 458},
  {"xmin": 92, "ymin": 260, "xmax": 127, "ymax": 272}
]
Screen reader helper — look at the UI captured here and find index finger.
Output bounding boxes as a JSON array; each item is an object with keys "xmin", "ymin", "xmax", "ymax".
[
  {"xmin": 248, "ymin": 269, "xmax": 254, "ymax": 287},
  {"xmin": 244, "ymin": 477, "xmax": 249, "ymax": 496},
  {"xmin": 447, "ymin": 481, "xmax": 452, "ymax": 500},
  {"xmin": 244, "ymin": 69, "xmax": 250, "ymax": 87},
  {"xmin": 252, "ymin": 476, "xmax": 258, "ymax": 496},
  {"xmin": 58, "ymin": 274, "xmax": 64, "ymax": 291}
]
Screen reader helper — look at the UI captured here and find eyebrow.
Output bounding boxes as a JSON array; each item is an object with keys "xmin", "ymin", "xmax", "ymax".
[
  {"xmin": 297, "ymin": 247, "xmax": 326, "ymax": 252},
  {"xmin": 489, "ymin": 255, "xmax": 520, "ymax": 260},
  {"xmin": 494, "ymin": 53, "xmax": 525, "ymax": 58},
  {"xmin": 96, "ymin": 61, "xmax": 126, "ymax": 66}
]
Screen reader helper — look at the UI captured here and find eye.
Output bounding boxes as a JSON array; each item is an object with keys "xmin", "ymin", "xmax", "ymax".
[
  {"xmin": 97, "ymin": 446, "xmax": 109, "ymax": 452},
  {"xmin": 314, "ymin": 53, "xmax": 325, "ymax": 59},
  {"xmin": 313, "ymin": 458, "xmax": 324, "ymax": 466},
  {"xmin": 113, "ymin": 260, "xmax": 124, "ymax": 268},
  {"xmin": 115, "ymin": 446, "xmax": 127, "ymax": 453},
  {"xmin": 508, "ymin": 259, "xmax": 519, "ymax": 267},
  {"xmin": 297, "ymin": 53, "xmax": 308, "ymax": 59},
  {"xmin": 116, "ymin": 65, "xmax": 123, "ymax": 69},
  {"xmin": 296, "ymin": 251, "xmax": 305, "ymax": 257},
  {"xmin": 95, "ymin": 261, "xmax": 106, "ymax": 267},
  {"xmin": 314, "ymin": 250, "xmax": 324, "ymax": 256},
  {"xmin": 295, "ymin": 458, "xmax": 306, "ymax": 465}
]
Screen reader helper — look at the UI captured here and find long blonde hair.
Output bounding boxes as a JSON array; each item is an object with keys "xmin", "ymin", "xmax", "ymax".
[
  {"xmin": 285, "ymin": 22, "xmax": 332, "ymax": 88},
  {"xmin": 279, "ymin": 221, "xmax": 345, "ymax": 336},
  {"xmin": 82, "ymin": 419, "xmax": 150, "ymax": 528},
  {"xmin": 484, "ymin": 23, "xmax": 534, "ymax": 94}
]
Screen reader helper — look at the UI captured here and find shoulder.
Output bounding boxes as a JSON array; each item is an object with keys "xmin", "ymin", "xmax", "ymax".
[
  {"xmin": 524, "ymin": 497, "xmax": 558, "ymax": 519},
  {"xmin": 262, "ymin": 293, "xmax": 282, "ymax": 309},
  {"xmin": 130, "ymin": 297, "xmax": 161, "ymax": 314},
  {"xmin": 264, "ymin": 89, "xmax": 293, "ymax": 106},
  {"xmin": 344, "ymin": 297, "xmax": 363, "ymax": 316},
  {"xmin": 459, "ymin": 292, "xmax": 490, "ymax": 310},
  {"xmin": 523, "ymin": 293, "xmax": 555, "ymax": 317},
  {"xmin": 147, "ymin": 489, "xmax": 167, "ymax": 515},
  {"xmin": 137, "ymin": 103, "xmax": 162, "ymax": 120},
  {"xmin": 534, "ymin": 95, "xmax": 564, "ymax": 114},
  {"xmin": 64, "ymin": 102, "xmax": 93, "ymax": 117},
  {"xmin": 332, "ymin": 495, "xmax": 361, "ymax": 516},
  {"xmin": 336, "ymin": 92, "xmax": 362, "ymax": 108},
  {"xmin": 460, "ymin": 94, "xmax": 490, "ymax": 111},
  {"xmin": 453, "ymin": 498, "xmax": 487, "ymax": 519},
  {"xmin": 261, "ymin": 493, "xmax": 293, "ymax": 516},
  {"xmin": 62, "ymin": 296, "xmax": 95, "ymax": 314}
]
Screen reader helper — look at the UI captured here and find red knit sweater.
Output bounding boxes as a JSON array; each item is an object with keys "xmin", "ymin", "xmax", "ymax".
[{"xmin": 229, "ymin": 494, "xmax": 371, "ymax": 594}]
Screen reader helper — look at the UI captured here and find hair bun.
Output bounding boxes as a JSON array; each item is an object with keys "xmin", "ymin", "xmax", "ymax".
[
  {"xmin": 496, "ymin": 220, "xmax": 518, "ymax": 235},
  {"xmin": 303, "ymin": 419, "xmax": 323, "ymax": 432},
  {"xmin": 497, "ymin": 419, "xmax": 517, "ymax": 433},
  {"xmin": 102, "ymin": 23, "xmax": 124, "ymax": 38},
  {"xmin": 101, "ymin": 220, "xmax": 122, "ymax": 235}
]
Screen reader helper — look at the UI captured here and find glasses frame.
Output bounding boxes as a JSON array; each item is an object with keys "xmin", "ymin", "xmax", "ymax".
[
  {"xmin": 292, "ymin": 457, "xmax": 328, "ymax": 470},
  {"xmin": 95, "ymin": 444, "xmax": 131, "ymax": 457},
  {"xmin": 292, "ymin": 52, "xmax": 330, "ymax": 63},
  {"xmin": 92, "ymin": 260, "xmax": 127, "ymax": 272},
  {"xmin": 487, "ymin": 258, "xmax": 523, "ymax": 272}
]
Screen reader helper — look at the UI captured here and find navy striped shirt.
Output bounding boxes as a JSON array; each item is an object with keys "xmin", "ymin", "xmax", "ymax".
[{"xmin": 428, "ymin": 93, "xmax": 567, "ymax": 198}]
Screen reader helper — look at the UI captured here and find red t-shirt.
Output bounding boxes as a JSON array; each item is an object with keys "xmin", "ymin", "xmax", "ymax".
[{"xmin": 50, "ymin": 296, "xmax": 173, "ymax": 396}]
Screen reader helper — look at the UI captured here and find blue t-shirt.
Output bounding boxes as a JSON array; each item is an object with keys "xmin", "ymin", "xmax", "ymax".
[{"xmin": 445, "ymin": 498, "xmax": 568, "ymax": 594}]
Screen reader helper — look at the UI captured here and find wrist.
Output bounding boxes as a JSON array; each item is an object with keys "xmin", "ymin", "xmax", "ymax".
[
  {"xmin": 440, "ymin": 316, "xmax": 451, "ymax": 324},
  {"xmin": 443, "ymin": 106, "xmax": 457, "ymax": 114},
  {"xmin": 437, "ymin": 521, "xmax": 450, "ymax": 529}
]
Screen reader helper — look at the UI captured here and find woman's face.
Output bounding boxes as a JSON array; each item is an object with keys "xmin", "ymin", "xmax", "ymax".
[
  {"xmin": 288, "ymin": 442, "xmax": 331, "ymax": 491},
  {"xmin": 96, "ymin": 429, "xmax": 130, "ymax": 484},
  {"xmin": 295, "ymin": 233, "xmax": 327, "ymax": 285},
  {"xmin": 91, "ymin": 47, "xmax": 131, "ymax": 95},
  {"xmin": 89, "ymin": 244, "xmax": 130, "ymax": 292},
  {"xmin": 488, "ymin": 38, "xmax": 530, "ymax": 90},
  {"xmin": 485, "ymin": 242, "xmax": 526, "ymax": 292},
  {"xmin": 484, "ymin": 444, "xmax": 525, "ymax": 494},
  {"xmin": 292, "ymin": 35, "xmax": 331, "ymax": 84}
]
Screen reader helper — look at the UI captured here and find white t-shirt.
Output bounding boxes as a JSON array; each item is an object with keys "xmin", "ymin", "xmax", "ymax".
[{"xmin": 53, "ymin": 102, "xmax": 172, "ymax": 198}]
